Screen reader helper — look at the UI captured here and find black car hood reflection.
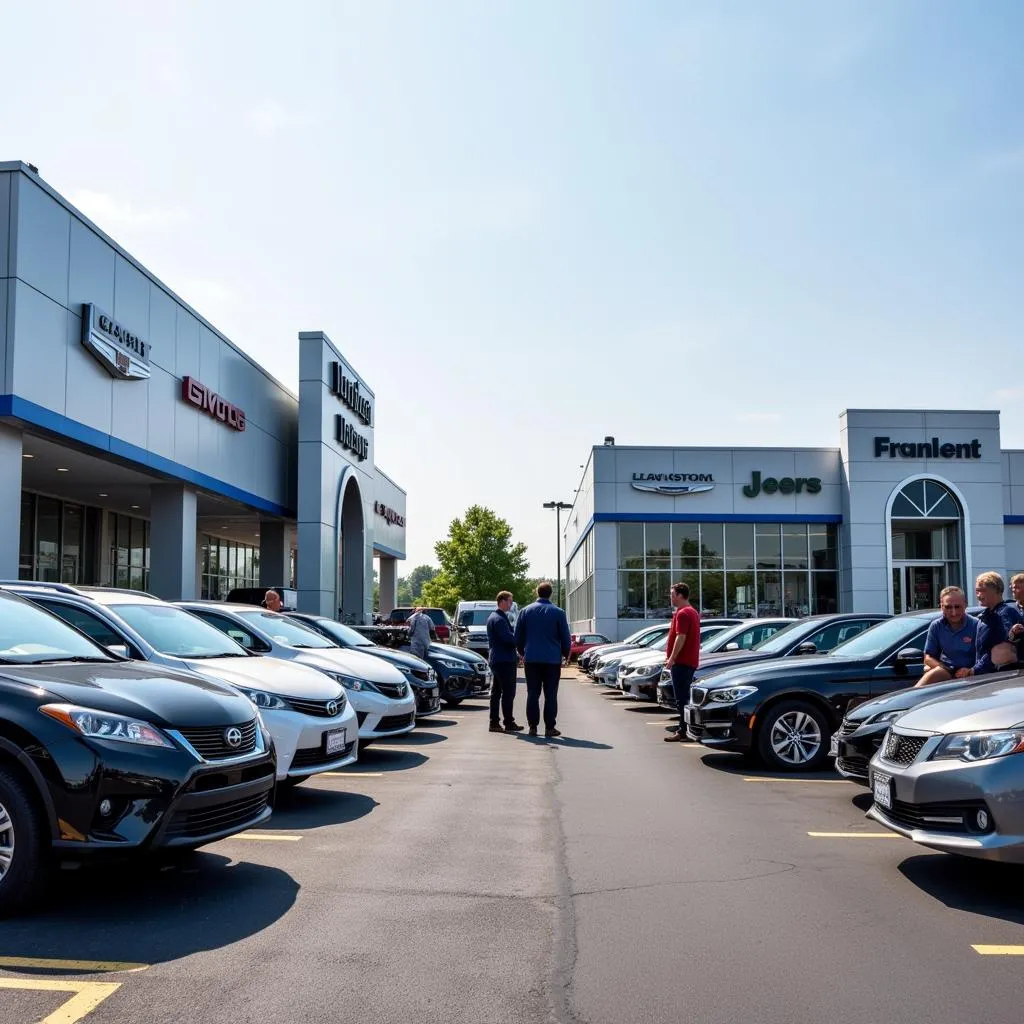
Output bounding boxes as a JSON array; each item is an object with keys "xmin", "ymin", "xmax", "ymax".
[
  {"xmin": 1, "ymin": 661, "xmax": 254, "ymax": 727},
  {"xmin": 694, "ymin": 653, "xmax": 876, "ymax": 689},
  {"xmin": 845, "ymin": 678, "xmax": 981, "ymax": 724}
]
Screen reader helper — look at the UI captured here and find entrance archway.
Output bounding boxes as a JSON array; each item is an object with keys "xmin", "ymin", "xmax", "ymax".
[
  {"xmin": 335, "ymin": 475, "xmax": 365, "ymax": 624},
  {"xmin": 886, "ymin": 476, "xmax": 969, "ymax": 614}
]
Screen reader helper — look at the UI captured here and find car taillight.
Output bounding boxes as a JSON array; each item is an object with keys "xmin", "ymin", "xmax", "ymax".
[{"xmin": 436, "ymin": 625, "xmax": 450, "ymax": 639}]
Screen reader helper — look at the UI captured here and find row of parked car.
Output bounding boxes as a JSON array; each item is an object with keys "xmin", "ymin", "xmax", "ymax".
[
  {"xmin": 0, "ymin": 583, "xmax": 494, "ymax": 915},
  {"xmin": 580, "ymin": 609, "xmax": 1024, "ymax": 862}
]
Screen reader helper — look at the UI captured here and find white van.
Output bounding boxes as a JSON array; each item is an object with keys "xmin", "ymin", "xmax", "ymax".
[{"xmin": 455, "ymin": 599, "xmax": 519, "ymax": 655}]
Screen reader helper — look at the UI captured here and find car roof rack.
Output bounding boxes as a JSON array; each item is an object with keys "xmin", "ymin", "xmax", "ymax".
[{"xmin": 0, "ymin": 579, "xmax": 84, "ymax": 596}]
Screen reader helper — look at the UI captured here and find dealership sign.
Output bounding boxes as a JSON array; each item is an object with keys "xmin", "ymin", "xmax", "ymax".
[
  {"xmin": 874, "ymin": 436, "xmax": 982, "ymax": 459},
  {"xmin": 81, "ymin": 304, "xmax": 151, "ymax": 380},
  {"xmin": 329, "ymin": 361, "xmax": 371, "ymax": 461},
  {"xmin": 336, "ymin": 416, "xmax": 369, "ymax": 461},
  {"xmin": 181, "ymin": 376, "xmax": 246, "ymax": 431},
  {"xmin": 374, "ymin": 501, "xmax": 405, "ymax": 527},
  {"xmin": 742, "ymin": 471, "xmax": 822, "ymax": 497},
  {"xmin": 631, "ymin": 472, "xmax": 714, "ymax": 496}
]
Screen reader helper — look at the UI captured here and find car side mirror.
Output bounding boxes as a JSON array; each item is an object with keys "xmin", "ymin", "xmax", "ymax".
[
  {"xmin": 896, "ymin": 648, "xmax": 924, "ymax": 663},
  {"xmin": 723, "ymin": 642, "xmax": 740, "ymax": 652},
  {"xmin": 795, "ymin": 641, "xmax": 818, "ymax": 655},
  {"xmin": 106, "ymin": 644, "xmax": 130, "ymax": 659}
]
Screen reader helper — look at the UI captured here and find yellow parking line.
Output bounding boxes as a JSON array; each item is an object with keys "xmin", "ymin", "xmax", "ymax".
[
  {"xmin": 744, "ymin": 778, "xmax": 853, "ymax": 784},
  {"xmin": 319, "ymin": 771, "xmax": 385, "ymax": 777},
  {"xmin": 0, "ymin": 957, "xmax": 147, "ymax": 974},
  {"xmin": 230, "ymin": 833, "xmax": 302, "ymax": 842},
  {"xmin": 973, "ymin": 945, "xmax": 1024, "ymax": 955},
  {"xmin": 0, "ymin": 978, "xmax": 121, "ymax": 1024},
  {"xmin": 807, "ymin": 831, "xmax": 899, "ymax": 839}
]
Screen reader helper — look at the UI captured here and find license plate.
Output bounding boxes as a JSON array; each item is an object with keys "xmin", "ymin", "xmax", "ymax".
[
  {"xmin": 430, "ymin": 687, "xmax": 439, "ymax": 697},
  {"xmin": 872, "ymin": 770, "xmax": 892, "ymax": 810},
  {"xmin": 829, "ymin": 733, "xmax": 839, "ymax": 757},
  {"xmin": 325, "ymin": 728, "xmax": 347, "ymax": 756},
  {"xmin": 683, "ymin": 706, "xmax": 693, "ymax": 725}
]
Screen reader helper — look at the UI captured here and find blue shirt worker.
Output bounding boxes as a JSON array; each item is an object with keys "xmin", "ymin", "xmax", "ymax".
[
  {"xmin": 972, "ymin": 571, "xmax": 1023, "ymax": 675},
  {"xmin": 514, "ymin": 581, "xmax": 572, "ymax": 738},
  {"xmin": 486, "ymin": 592, "xmax": 523, "ymax": 734},
  {"xmin": 916, "ymin": 586, "xmax": 979, "ymax": 687}
]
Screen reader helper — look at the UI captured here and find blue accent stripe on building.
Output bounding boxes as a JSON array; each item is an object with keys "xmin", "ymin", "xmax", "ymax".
[
  {"xmin": 592, "ymin": 512, "xmax": 844, "ymax": 524},
  {"xmin": 565, "ymin": 519, "xmax": 595, "ymax": 564},
  {"xmin": 1006, "ymin": 516, "xmax": 1024, "ymax": 525},
  {"xmin": 0, "ymin": 394, "xmax": 295, "ymax": 519},
  {"xmin": 373, "ymin": 542, "xmax": 405, "ymax": 560}
]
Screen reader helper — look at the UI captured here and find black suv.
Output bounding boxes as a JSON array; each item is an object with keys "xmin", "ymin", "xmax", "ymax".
[{"xmin": 0, "ymin": 590, "xmax": 276, "ymax": 914}]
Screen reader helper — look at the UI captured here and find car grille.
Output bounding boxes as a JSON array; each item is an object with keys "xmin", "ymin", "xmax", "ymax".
[
  {"xmin": 473, "ymin": 664, "xmax": 488, "ymax": 676},
  {"xmin": 375, "ymin": 681, "xmax": 409, "ymax": 700},
  {"xmin": 179, "ymin": 720, "xmax": 258, "ymax": 760},
  {"xmin": 835, "ymin": 755, "xmax": 870, "ymax": 782},
  {"xmin": 882, "ymin": 799, "xmax": 991, "ymax": 835},
  {"xmin": 883, "ymin": 731, "xmax": 928, "ymax": 767},
  {"xmin": 838, "ymin": 718, "xmax": 858, "ymax": 738},
  {"xmin": 691, "ymin": 687, "xmax": 708, "ymax": 707},
  {"xmin": 378, "ymin": 713, "xmax": 415, "ymax": 732},
  {"xmin": 285, "ymin": 695, "xmax": 347, "ymax": 717},
  {"xmin": 291, "ymin": 741, "xmax": 356, "ymax": 770},
  {"xmin": 165, "ymin": 792, "xmax": 269, "ymax": 840},
  {"xmin": 412, "ymin": 669, "xmax": 432, "ymax": 682}
]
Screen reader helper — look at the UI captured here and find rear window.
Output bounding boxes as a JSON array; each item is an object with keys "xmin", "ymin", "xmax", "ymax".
[{"xmin": 459, "ymin": 610, "xmax": 493, "ymax": 626}]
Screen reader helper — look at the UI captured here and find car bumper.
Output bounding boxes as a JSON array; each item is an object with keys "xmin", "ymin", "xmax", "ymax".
[
  {"xmin": 621, "ymin": 676, "xmax": 659, "ymax": 700},
  {"xmin": 411, "ymin": 683, "xmax": 443, "ymax": 716},
  {"xmin": 656, "ymin": 682, "xmax": 677, "ymax": 710},
  {"xmin": 833, "ymin": 723, "xmax": 887, "ymax": 786},
  {"xmin": 348, "ymin": 691, "xmax": 418, "ymax": 738},
  {"xmin": 866, "ymin": 750, "xmax": 1024, "ymax": 862},
  {"xmin": 684, "ymin": 702, "xmax": 753, "ymax": 752},
  {"xmin": 263, "ymin": 705, "xmax": 360, "ymax": 779},
  {"xmin": 439, "ymin": 667, "xmax": 491, "ymax": 698}
]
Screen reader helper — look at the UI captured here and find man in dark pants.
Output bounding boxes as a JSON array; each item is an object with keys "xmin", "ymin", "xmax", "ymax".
[
  {"xmin": 663, "ymin": 581, "xmax": 701, "ymax": 743},
  {"xmin": 514, "ymin": 581, "xmax": 572, "ymax": 738},
  {"xmin": 486, "ymin": 591, "xmax": 523, "ymax": 733}
]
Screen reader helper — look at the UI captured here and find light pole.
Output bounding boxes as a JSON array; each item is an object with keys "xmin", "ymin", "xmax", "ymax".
[{"xmin": 542, "ymin": 500, "xmax": 573, "ymax": 608}]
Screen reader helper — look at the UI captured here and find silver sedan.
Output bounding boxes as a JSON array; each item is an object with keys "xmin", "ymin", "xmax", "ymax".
[{"xmin": 867, "ymin": 674, "xmax": 1024, "ymax": 861}]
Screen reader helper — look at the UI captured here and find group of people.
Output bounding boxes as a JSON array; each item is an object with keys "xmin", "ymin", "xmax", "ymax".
[{"xmin": 918, "ymin": 571, "xmax": 1024, "ymax": 686}]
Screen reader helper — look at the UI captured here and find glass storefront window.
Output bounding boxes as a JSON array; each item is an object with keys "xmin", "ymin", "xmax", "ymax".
[
  {"xmin": 700, "ymin": 524, "xmax": 724, "ymax": 569},
  {"xmin": 782, "ymin": 572, "xmax": 810, "ymax": 617},
  {"xmin": 130, "ymin": 518, "xmax": 145, "ymax": 568},
  {"xmin": 617, "ymin": 571, "xmax": 645, "ymax": 619},
  {"xmin": 809, "ymin": 525, "xmax": 837, "ymax": 570},
  {"xmin": 675, "ymin": 523, "xmax": 700, "ymax": 570},
  {"xmin": 61, "ymin": 504, "xmax": 82, "ymax": 584},
  {"xmin": 19, "ymin": 493, "xmax": 34, "ymax": 580},
  {"xmin": 724, "ymin": 524, "xmax": 754, "ymax": 570},
  {"xmin": 782, "ymin": 524, "xmax": 809, "ymax": 569},
  {"xmin": 757, "ymin": 570, "xmax": 783, "ymax": 615},
  {"xmin": 725, "ymin": 571, "xmax": 755, "ymax": 617},
  {"xmin": 812, "ymin": 572, "xmax": 838, "ymax": 614},
  {"xmin": 645, "ymin": 571, "xmax": 673, "ymax": 620},
  {"xmin": 755, "ymin": 524, "xmax": 781, "ymax": 569},
  {"xmin": 618, "ymin": 524, "xmax": 644, "ymax": 569},
  {"xmin": 36, "ymin": 498, "xmax": 60, "ymax": 583},
  {"xmin": 645, "ymin": 524, "xmax": 671, "ymax": 570},
  {"xmin": 700, "ymin": 572, "xmax": 725, "ymax": 617}
]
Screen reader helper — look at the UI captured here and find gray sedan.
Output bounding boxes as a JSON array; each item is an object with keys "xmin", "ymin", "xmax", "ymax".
[{"xmin": 867, "ymin": 673, "xmax": 1024, "ymax": 861}]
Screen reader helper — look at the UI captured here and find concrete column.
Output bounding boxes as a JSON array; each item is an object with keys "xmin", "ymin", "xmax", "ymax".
[
  {"xmin": 259, "ymin": 520, "xmax": 293, "ymax": 587},
  {"xmin": 149, "ymin": 483, "xmax": 198, "ymax": 600},
  {"xmin": 379, "ymin": 555, "xmax": 398, "ymax": 617},
  {"xmin": 0, "ymin": 425, "xmax": 23, "ymax": 579}
]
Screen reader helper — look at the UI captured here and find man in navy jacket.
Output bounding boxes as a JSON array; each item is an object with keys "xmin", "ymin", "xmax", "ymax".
[
  {"xmin": 514, "ymin": 581, "xmax": 572, "ymax": 737},
  {"xmin": 486, "ymin": 591, "xmax": 523, "ymax": 733}
]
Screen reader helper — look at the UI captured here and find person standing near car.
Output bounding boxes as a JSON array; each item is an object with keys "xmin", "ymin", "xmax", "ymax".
[
  {"xmin": 663, "ymin": 582, "xmax": 701, "ymax": 743},
  {"xmin": 515, "ymin": 582, "xmax": 571, "ymax": 738},
  {"xmin": 407, "ymin": 607, "xmax": 433, "ymax": 660},
  {"xmin": 1003, "ymin": 573, "xmax": 1024, "ymax": 660},
  {"xmin": 263, "ymin": 589, "xmax": 283, "ymax": 612},
  {"xmin": 486, "ymin": 591, "xmax": 523, "ymax": 734},
  {"xmin": 971, "ymin": 572, "xmax": 1022, "ymax": 675},
  {"xmin": 915, "ymin": 586, "xmax": 979, "ymax": 687}
]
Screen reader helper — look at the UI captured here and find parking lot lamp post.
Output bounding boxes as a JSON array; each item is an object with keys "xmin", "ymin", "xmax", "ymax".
[{"xmin": 542, "ymin": 501, "xmax": 573, "ymax": 608}]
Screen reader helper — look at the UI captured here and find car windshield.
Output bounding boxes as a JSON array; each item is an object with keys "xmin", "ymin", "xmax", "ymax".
[
  {"xmin": 234, "ymin": 610, "xmax": 337, "ymax": 648},
  {"xmin": 639, "ymin": 629, "xmax": 669, "ymax": 647},
  {"xmin": 303, "ymin": 618, "xmax": 374, "ymax": 647},
  {"xmin": 748, "ymin": 619, "xmax": 820, "ymax": 654},
  {"xmin": 116, "ymin": 602, "xmax": 249, "ymax": 659},
  {"xmin": 0, "ymin": 593, "xmax": 115, "ymax": 664},
  {"xmin": 624, "ymin": 627, "xmax": 656, "ymax": 643},
  {"xmin": 827, "ymin": 616, "xmax": 932, "ymax": 659},
  {"xmin": 459, "ymin": 610, "xmax": 493, "ymax": 626},
  {"xmin": 707, "ymin": 620, "xmax": 777, "ymax": 649},
  {"xmin": 116, "ymin": 604, "xmax": 249, "ymax": 658}
]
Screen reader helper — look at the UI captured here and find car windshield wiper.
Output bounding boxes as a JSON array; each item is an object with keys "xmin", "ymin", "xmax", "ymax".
[
  {"xmin": 22, "ymin": 655, "xmax": 115, "ymax": 665},
  {"xmin": 182, "ymin": 652, "xmax": 245, "ymax": 659}
]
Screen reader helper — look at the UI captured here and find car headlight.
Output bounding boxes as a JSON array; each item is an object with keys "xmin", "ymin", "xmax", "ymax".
[
  {"xmin": 240, "ymin": 688, "xmax": 289, "ymax": 710},
  {"xmin": 706, "ymin": 685, "xmax": 758, "ymax": 704},
  {"xmin": 329, "ymin": 673, "xmax": 379, "ymax": 694},
  {"xmin": 635, "ymin": 666, "xmax": 660, "ymax": 681},
  {"xmin": 660, "ymin": 670, "xmax": 671, "ymax": 683},
  {"xmin": 933, "ymin": 730, "xmax": 1024, "ymax": 762},
  {"xmin": 867, "ymin": 709, "xmax": 903, "ymax": 725},
  {"xmin": 40, "ymin": 704, "xmax": 174, "ymax": 748},
  {"xmin": 436, "ymin": 657, "xmax": 465, "ymax": 670}
]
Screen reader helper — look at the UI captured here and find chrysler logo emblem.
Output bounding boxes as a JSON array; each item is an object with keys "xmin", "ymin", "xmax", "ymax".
[
  {"xmin": 224, "ymin": 726, "xmax": 243, "ymax": 748},
  {"xmin": 326, "ymin": 700, "xmax": 339, "ymax": 717}
]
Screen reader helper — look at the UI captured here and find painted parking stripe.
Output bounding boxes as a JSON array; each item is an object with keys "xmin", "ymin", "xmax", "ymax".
[
  {"xmin": 0, "ymin": 978, "xmax": 121, "ymax": 1024},
  {"xmin": 230, "ymin": 833, "xmax": 302, "ymax": 842},
  {"xmin": 319, "ymin": 771, "xmax": 385, "ymax": 777},
  {"xmin": 972, "ymin": 945, "xmax": 1024, "ymax": 955},
  {"xmin": 744, "ymin": 777, "xmax": 853, "ymax": 784},
  {"xmin": 0, "ymin": 957, "xmax": 148, "ymax": 974},
  {"xmin": 807, "ymin": 831, "xmax": 899, "ymax": 839}
]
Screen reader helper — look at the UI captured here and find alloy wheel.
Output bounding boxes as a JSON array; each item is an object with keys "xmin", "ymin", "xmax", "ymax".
[
  {"xmin": 769, "ymin": 710, "xmax": 822, "ymax": 765},
  {"xmin": 0, "ymin": 800, "xmax": 14, "ymax": 881}
]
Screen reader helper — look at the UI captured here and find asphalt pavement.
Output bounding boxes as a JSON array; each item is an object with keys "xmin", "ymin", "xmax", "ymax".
[{"xmin": 3, "ymin": 670, "xmax": 1024, "ymax": 1024}]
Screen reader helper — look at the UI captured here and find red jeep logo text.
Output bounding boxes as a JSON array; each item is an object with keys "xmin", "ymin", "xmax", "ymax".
[{"xmin": 181, "ymin": 376, "xmax": 246, "ymax": 431}]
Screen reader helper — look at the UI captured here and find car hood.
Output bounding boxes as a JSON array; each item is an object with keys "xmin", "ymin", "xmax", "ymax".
[
  {"xmin": 894, "ymin": 674, "xmax": 1024, "ymax": 734},
  {"xmin": 690, "ymin": 649, "xmax": 775, "ymax": 679},
  {"xmin": 359, "ymin": 647, "xmax": 431, "ymax": 673},
  {"xmin": 846, "ymin": 678, "xmax": 982, "ymax": 724},
  {"xmin": 289, "ymin": 647, "xmax": 407, "ymax": 684},
  {"xmin": 589, "ymin": 642, "xmax": 640, "ymax": 660},
  {"xmin": 183, "ymin": 655, "xmax": 345, "ymax": 699},
  {"xmin": 691, "ymin": 652, "xmax": 865, "ymax": 689},
  {"xmin": 430, "ymin": 643, "xmax": 485, "ymax": 665},
  {"xmin": 2, "ymin": 661, "xmax": 256, "ymax": 727},
  {"xmin": 620, "ymin": 648, "xmax": 665, "ymax": 669}
]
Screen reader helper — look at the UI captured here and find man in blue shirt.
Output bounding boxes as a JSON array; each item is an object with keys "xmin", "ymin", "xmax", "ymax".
[
  {"xmin": 486, "ymin": 591, "xmax": 523, "ymax": 734},
  {"xmin": 972, "ymin": 571, "xmax": 1023, "ymax": 675},
  {"xmin": 916, "ymin": 586, "xmax": 979, "ymax": 687},
  {"xmin": 514, "ymin": 581, "xmax": 572, "ymax": 738}
]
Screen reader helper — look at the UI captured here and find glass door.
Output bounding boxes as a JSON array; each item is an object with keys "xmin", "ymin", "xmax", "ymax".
[{"xmin": 892, "ymin": 564, "xmax": 945, "ymax": 613}]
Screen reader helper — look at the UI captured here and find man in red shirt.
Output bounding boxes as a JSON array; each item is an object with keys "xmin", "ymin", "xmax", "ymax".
[{"xmin": 664, "ymin": 581, "xmax": 701, "ymax": 743}]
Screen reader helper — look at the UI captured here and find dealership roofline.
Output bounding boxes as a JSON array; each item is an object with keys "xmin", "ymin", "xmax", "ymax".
[
  {"xmin": 840, "ymin": 408, "xmax": 1001, "ymax": 416},
  {"xmin": 373, "ymin": 466, "xmax": 407, "ymax": 496},
  {"xmin": 590, "ymin": 444, "xmax": 841, "ymax": 452}
]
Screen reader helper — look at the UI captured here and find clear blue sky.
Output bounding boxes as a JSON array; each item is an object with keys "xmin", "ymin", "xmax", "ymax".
[{"xmin": 3, "ymin": 1, "xmax": 1023, "ymax": 576}]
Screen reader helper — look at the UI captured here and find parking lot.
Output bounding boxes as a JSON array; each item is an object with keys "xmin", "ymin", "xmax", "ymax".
[{"xmin": 4, "ymin": 669, "xmax": 1024, "ymax": 1024}]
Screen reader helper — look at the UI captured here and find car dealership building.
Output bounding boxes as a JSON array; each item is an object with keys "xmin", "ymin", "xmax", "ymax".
[
  {"xmin": 563, "ymin": 409, "xmax": 1024, "ymax": 640},
  {"xmin": 0, "ymin": 161, "xmax": 406, "ymax": 620}
]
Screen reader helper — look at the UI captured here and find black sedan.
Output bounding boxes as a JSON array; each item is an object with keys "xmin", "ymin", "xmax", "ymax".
[
  {"xmin": 683, "ymin": 613, "xmax": 948, "ymax": 771},
  {"xmin": 287, "ymin": 613, "xmax": 443, "ymax": 716},
  {"xmin": 657, "ymin": 613, "xmax": 888, "ymax": 710},
  {"xmin": 414, "ymin": 643, "xmax": 491, "ymax": 706},
  {"xmin": 0, "ymin": 591, "xmax": 276, "ymax": 914}
]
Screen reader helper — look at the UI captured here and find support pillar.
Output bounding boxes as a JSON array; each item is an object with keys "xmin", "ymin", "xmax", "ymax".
[
  {"xmin": 259, "ymin": 520, "xmax": 293, "ymax": 587},
  {"xmin": 149, "ymin": 483, "xmax": 198, "ymax": 600},
  {"xmin": 0, "ymin": 425, "xmax": 23, "ymax": 579},
  {"xmin": 378, "ymin": 555, "xmax": 398, "ymax": 617}
]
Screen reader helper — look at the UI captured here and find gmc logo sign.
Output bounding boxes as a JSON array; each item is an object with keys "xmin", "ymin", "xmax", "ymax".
[{"xmin": 181, "ymin": 376, "xmax": 246, "ymax": 431}]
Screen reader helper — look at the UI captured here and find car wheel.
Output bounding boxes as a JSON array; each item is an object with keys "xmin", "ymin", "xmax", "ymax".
[
  {"xmin": 757, "ymin": 701, "xmax": 831, "ymax": 772},
  {"xmin": 0, "ymin": 766, "xmax": 48, "ymax": 916},
  {"xmin": 443, "ymin": 697, "xmax": 464, "ymax": 707}
]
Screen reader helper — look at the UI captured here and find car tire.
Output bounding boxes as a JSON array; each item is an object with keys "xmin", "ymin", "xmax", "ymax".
[
  {"xmin": 756, "ymin": 700, "xmax": 831, "ymax": 772},
  {"xmin": 0, "ymin": 765, "xmax": 48, "ymax": 916},
  {"xmin": 443, "ymin": 697, "xmax": 464, "ymax": 707}
]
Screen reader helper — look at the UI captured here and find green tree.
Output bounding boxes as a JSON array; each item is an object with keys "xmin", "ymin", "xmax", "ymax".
[
  {"xmin": 421, "ymin": 505, "xmax": 531, "ymax": 612},
  {"xmin": 406, "ymin": 564, "xmax": 437, "ymax": 601}
]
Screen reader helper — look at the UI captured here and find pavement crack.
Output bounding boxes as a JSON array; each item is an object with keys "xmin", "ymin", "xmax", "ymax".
[{"xmin": 569, "ymin": 860, "xmax": 797, "ymax": 898}]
